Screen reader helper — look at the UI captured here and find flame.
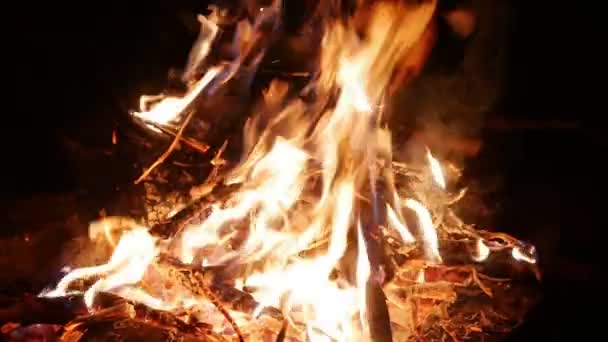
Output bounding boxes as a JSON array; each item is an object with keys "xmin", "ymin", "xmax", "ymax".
[
  {"xmin": 134, "ymin": 67, "xmax": 221, "ymax": 127},
  {"xmin": 427, "ymin": 148, "xmax": 446, "ymax": 189},
  {"xmin": 45, "ymin": 228, "xmax": 157, "ymax": 308},
  {"xmin": 132, "ymin": 14, "xmax": 220, "ymax": 127},
  {"xmin": 473, "ymin": 238, "xmax": 491, "ymax": 262},
  {"xmin": 512, "ymin": 245, "xmax": 537, "ymax": 264},
  {"xmin": 404, "ymin": 198, "xmax": 442, "ymax": 263},
  {"xmin": 40, "ymin": 1, "xmax": 534, "ymax": 340},
  {"xmin": 386, "ymin": 204, "xmax": 415, "ymax": 243}
]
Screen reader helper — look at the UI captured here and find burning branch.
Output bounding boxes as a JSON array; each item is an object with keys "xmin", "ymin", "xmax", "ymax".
[
  {"xmin": 134, "ymin": 109, "xmax": 197, "ymax": 185},
  {"xmin": 149, "ymin": 183, "xmax": 239, "ymax": 239},
  {"xmin": 143, "ymin": 121, "xmax": 211, "ymax": 154}
]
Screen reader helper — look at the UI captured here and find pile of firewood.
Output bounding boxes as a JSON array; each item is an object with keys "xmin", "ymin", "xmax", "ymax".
[
  {"xmin": 0, "ymin": 252, "xmax": 539, "ymax": 341},
  {"xmin": 0, "ymin": 172, "xmax": 540, "ymax": 341}
]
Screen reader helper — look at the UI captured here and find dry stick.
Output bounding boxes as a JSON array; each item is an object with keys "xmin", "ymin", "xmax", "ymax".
[
  {"xmin": 134, "ymin": 110, "xmax": 197, "ymax": 185},
  {"xmin": 198, "ymin": 287, "xmax": 245, "ymax": 342},
  {"xmin": 146, "ymin": 122, "xmax": 211, "ymax": 154},
  {"xmin": 469, "ymin": 267, "xmax": 493, "ymax": 298},
  {"xmin": 440, "ymin": 322, "xmax": 461, "ymax": 342},
  {"xmin": 361, "ymin": 180, "xmax": 394, "ymax": 342},
  {"xmin": 275, "ymin": 319, "xmax": 288, "ymax": 342},
  {"xmin": 156, "ymin": 255, "xmax": 249, "ymax": 342}
]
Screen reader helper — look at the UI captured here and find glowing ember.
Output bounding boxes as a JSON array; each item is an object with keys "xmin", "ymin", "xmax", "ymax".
[{"xmin": 39, "ymin": 1, "xmax": 539, "ymax": 341}]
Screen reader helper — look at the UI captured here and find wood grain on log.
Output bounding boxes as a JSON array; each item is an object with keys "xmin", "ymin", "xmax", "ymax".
[{"xmin": 149, "ymin": 183, "xmax": 240, "ymax": 239}]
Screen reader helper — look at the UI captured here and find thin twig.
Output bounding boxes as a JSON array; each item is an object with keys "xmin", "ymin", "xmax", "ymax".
[
  {"xmin": 202, "ymin": 286, "xmax": 245, "ymax": 342},
  {"xmin": 470, "ymin": 267, "xmax": 493, "ymax": 298},
  {"xmin": 135, "ymin": 110, "xmax": 197, "ymax": 184},
  {"xmin": 156, "ymin": 255, "xmax": 247, "ymax": 342},
  {"xmin": 442, "ymin": 265, "xmax": 493, "ymax": 297},
  {"xmin": 145, "ymin": 121, "xmax": 210, "ymax": 154},
  {"xmin": 440, "ymin": 322, "xmax": 461, "ymax": 342}
]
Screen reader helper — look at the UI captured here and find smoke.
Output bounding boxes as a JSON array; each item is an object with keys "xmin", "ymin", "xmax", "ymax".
[
  {"xmin": 153, "ymin": 0, "xmax": 511, "ymax": 165},
  {"xmin": 391, "ymin": 0, "xmax": 512, "ymax": 160}
]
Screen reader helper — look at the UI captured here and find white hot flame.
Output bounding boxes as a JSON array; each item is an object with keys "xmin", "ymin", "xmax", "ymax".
[
  {"xmin": 473, "ymin": 238, "xmax": 491, "ymax": 262},
  {"xmin": 404, "ymin": 198, "xmax": 442, "ymax": 263},
  {"xmin": 426, "ymin": 148, "xmax": 446, "ymax": 189},
  {"xmin": 512, "ymin": 246, "xmax": 537, "ymax": 264},
  {"xmin": 134, "ymin": 67, "xmax": 221, "ymax": 126},
  {"xmin": 44, "ymin": 228, "xmax": 157, "ymax": 308}
]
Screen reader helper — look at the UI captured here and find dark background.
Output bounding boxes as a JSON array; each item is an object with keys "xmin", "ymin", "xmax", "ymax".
[{"xmin": 3, "ymin": 0, "xmax": 606, "ymax": 340}]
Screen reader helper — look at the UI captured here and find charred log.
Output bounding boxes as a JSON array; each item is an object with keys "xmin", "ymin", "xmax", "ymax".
[{"xmin": 149, "ymin": 183, "xmax": 240, "ymax": 239}]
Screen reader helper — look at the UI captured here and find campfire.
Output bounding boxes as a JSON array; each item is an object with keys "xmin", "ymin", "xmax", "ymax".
[{"xmin": 2, "ymin": 1, "xmax": 540, "ymax": 341}]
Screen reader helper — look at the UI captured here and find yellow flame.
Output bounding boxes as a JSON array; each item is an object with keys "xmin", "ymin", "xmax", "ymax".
[
  {"xmin": 88, "ymin": 216, "xmax": 139, "ymax": 247},
  {"xmin": 404, "ymin": 198, "xmax": 442, "ymax": 263}
]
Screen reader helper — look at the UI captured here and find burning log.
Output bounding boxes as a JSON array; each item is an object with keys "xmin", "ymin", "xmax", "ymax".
[
  {"xmin": 155, "ymin": 254, "xmax": 283, "ymax": 322},
  {"xmin": 356, "ymin": 178, "xmax": 395, "ymax": 342},
  {"xmin": 149, "ymin": 183, "xmax": 239, "ymax": 239},
  {"xmin": 356, "ymin": 225, "xmax": 394, "ymax": 342}
]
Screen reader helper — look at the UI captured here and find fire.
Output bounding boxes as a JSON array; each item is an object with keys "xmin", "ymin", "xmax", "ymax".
[
  {"xmin": 134, "ymin": 67, "xmax": 221, "ymax": 128},
  {"xmin": 41, "ymin": 1, "xmax": 538, "ymax": 341},
  {"xmin": 427, "ymin": 148, "xmax": 446, "ymax": 189},
  {"xmin": 404, "ymin": 198, "xmax": 442, "ymax": 263},
  {"xmin": 44, "ymin": 228, "xmax": 158, "ymax": 308}
]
